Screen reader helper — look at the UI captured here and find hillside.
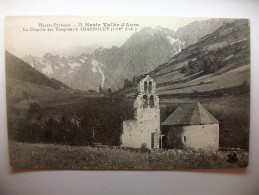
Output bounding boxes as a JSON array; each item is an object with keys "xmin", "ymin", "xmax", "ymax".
[
  {"xmin": 117, "ymin": 19, "xmax": 250, "ymax": 98},
  {"xmin": 6, "ymin": 51, "xmax": 102, "ymax": 108},
  {"xmin": 6, "ymin": 51, "xmax": 102, "ymax": 142},
  {"xmin": 6, "ymin": 51, "xmax": 69, "ymax": 90},
  {"xmin": 174, "ymin": 18, "xmax": 233, "ymax": 49},
  {"xmin": 6, "ymin": 51, "xmax": 73, "ymax": 108}
]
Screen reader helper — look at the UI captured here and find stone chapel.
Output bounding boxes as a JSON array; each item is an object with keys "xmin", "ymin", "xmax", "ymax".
[{"xmin": 121, "ymin": 75, "xmax": 161, "ymax": 149}]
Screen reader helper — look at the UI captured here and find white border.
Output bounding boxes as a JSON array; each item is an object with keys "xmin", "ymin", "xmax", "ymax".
[{"xmin": 1, "ymin": 0, "xmax": 259, "ymax": 195}]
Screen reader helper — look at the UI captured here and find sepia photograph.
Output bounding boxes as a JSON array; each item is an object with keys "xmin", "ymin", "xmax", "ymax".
[{"xmin": 5, "ymin": 16, "xmax": 250, "ymax": 169}]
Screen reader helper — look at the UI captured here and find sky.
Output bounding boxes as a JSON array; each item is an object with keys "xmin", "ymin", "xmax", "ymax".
[{"xmin": 5, "ymin": 16, "xmax": 207, "ymax": 57}]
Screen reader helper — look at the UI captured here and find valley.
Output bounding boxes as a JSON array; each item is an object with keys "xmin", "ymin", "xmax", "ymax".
[{"xmin": 6, "ymin": 18, "xmax": 250, "ymax": 151}]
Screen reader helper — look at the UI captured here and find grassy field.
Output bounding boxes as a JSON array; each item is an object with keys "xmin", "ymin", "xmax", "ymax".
[
  {"xmin": 9, "ymin": 141, "xmax": 248, "ymax": 170},
  {"xmin": 8, "ymin": 93, "xmax": 250, "ymax": 149}
]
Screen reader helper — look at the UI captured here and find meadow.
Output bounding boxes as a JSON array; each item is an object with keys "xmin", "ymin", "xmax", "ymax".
[
  {"xmin": 9, "ymin": 141, "xmax": 248, "ymax": 169},
  {"xmin": 7, "ymin": 84, "xmax": 250, "ymax": 170},
  {"xmin": 8, "ymin": 92, "xmax": 250, "ymax": 150}
]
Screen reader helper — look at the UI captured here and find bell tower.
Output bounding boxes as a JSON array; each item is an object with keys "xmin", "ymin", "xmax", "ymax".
[
  {"xmin": 121, "ymin": 75, "xmax": 161, "ymax": 149},
  {"xmin": 134, "ymin": 75, "xmax": 160, "ymax": 120}
]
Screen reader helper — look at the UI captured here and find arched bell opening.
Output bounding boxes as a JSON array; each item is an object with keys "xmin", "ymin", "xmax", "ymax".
[
  {"xmin": 144, "ymin": 81, "xmax": 148, "ymax": 92},
  {"xmin": 149, "ymin": 95, "xmax": 154, "ymax": 108},
  {"xmin": 148, "ymin": 81, "xmax": 152, "ymax": 93},
  {"xmin": 143, "ymin": 95, "xmax": 148, "ymax": 108}
]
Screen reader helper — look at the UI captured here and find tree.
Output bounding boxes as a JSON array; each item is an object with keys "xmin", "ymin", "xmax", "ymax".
[
  {"xmin": 27, "ymin": 102, "xmax": 42, "ymax": 120},
  {"xmin": 132, "ymin": 75, "xmax": 137, "ymax": 84},
  {"xmin": 99, "ymin": 85, "xmax": 103, "ymax": 94},
  {"xmin": 202, "ymin": 53, "xmax": 225, "ymax": 74},
  {"xmin": 107, "ymin": 88, "xmax": 112, "ymax": 94},
  {"xmin": 88, "ymin": 89, "xmax": 97, "ymax": 93},
  {"xmin": 239, "ymin": 81, "xmax": 250, "ymax": 94},
  {"xmin": 124, "ymin": 79, "xmax": 133, "ymax": 88}
]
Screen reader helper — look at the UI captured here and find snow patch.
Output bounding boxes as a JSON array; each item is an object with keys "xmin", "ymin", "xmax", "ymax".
[
  {"xmin": 99, "ymin": 62, "xmax": 105, "ymax": 68},
  {"xmin": 51, "ymin": 62, "xmax": 61, "ymax": 69},
  {"xmin": 91, "ymin": 60, "xmax": 98, "ymax": 73},
  {"xmin": 58, "ymin": 62, "xmax": 65, "ymax": 68},
  {"xmin": 79, "ymin": 58, "xmax": 86, "ymax": 63},
  {"xmin": 30, "ymin": 62, "xmax": 35, "ymax": 68},
  {"xmin": 68, "ymin": 62, "xmax": 81, "ymax": 68},
  {"xmin": 79, "ymin": 56, "xmax": 88, "ymax": 63},
  {"xmin": 91, "ymin": 60, "xmax": 106, "ymax": 87},
  {"xmin": 42, "ymin": 64, "xmax": 53, "ymax": 74},
  {"xmin": 177, "ymin": 43, "xmax": 182, "ymax": 53},
  {"xmin": 68, "ymin": 70, "xmax": 74, "ymax": 74},
  {"xmin": 166, "ymin": 36, "xmax": 182, "ymax": 54},
  {"xmin": 167, "ymin": 36, "xmax": 180, "ymax": 45}
]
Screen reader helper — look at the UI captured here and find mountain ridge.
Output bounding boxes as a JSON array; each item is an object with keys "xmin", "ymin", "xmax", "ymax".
[
  {"xmin": 6, "ymin": 51, "xmax": 69, "ymax": 90},
  {"xmin": 22, "ymin": 18, "xmax": 233, "ymax": 91}
]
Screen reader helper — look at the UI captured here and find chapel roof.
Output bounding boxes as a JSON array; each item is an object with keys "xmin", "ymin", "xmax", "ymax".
[{"xmin": 162, "ymin": 102, "xmax": 219, "ymax": 126}]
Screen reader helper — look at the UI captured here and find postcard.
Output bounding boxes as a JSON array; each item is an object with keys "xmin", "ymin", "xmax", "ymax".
[{"xmin": 5, "ymin": 16, "xmax": 250, "ymax": 169}]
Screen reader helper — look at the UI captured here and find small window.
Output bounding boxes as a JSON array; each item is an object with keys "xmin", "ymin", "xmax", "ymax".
[
  {"xmin": 144, "ymin": 81, "xmax": 148, "ymax": 92},
  {"xmin": 183, "ymin": 136, "xmax": 186, "ymax": 142},
  {"xmin": 148, "ymin": 81, "xmax": 152, "ymax": 93}
]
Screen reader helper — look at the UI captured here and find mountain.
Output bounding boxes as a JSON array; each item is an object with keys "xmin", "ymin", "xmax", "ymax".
[
  {"xmin": 23, "ymin": 52, "xmax": 90, "ymax": 87},
  {"xmin": 6, "ymin": 51, "xmax": 69, "ymax": 90},
  {"xmin": 174, "ymin": 18, "xmax": 233, "ymax": 49},
  {"xmin": 23, "ymin": 18, "xmax": 232, "ymax": 91},
  {"xmin": 117, "ymin": 19, "xmax": 250, "ymax": 98},
  {"xmin": 91, "ymin": 26, "xmax": 178, "ymax": 90},
  {"xmin": 23, "ymin": 26, "xmax": 177, "ymax": 91},
  {"xmin": 6, "ymin": 51, "xmax": 70, "ymax": 106}
]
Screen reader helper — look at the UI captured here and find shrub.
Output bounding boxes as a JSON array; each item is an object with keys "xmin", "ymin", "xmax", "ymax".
[{"xmin": 239, "ymin": 81, "xmax": 250, "ymax": 94}]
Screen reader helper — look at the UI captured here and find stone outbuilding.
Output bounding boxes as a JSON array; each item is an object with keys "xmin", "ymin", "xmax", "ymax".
[
  {"xmin": 162, "ymin": 102, "xmax": 219, "ymax": 150},
  {"xmin": 121, "ymin": 75, "xmax": 161, "ymax": 149}
]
